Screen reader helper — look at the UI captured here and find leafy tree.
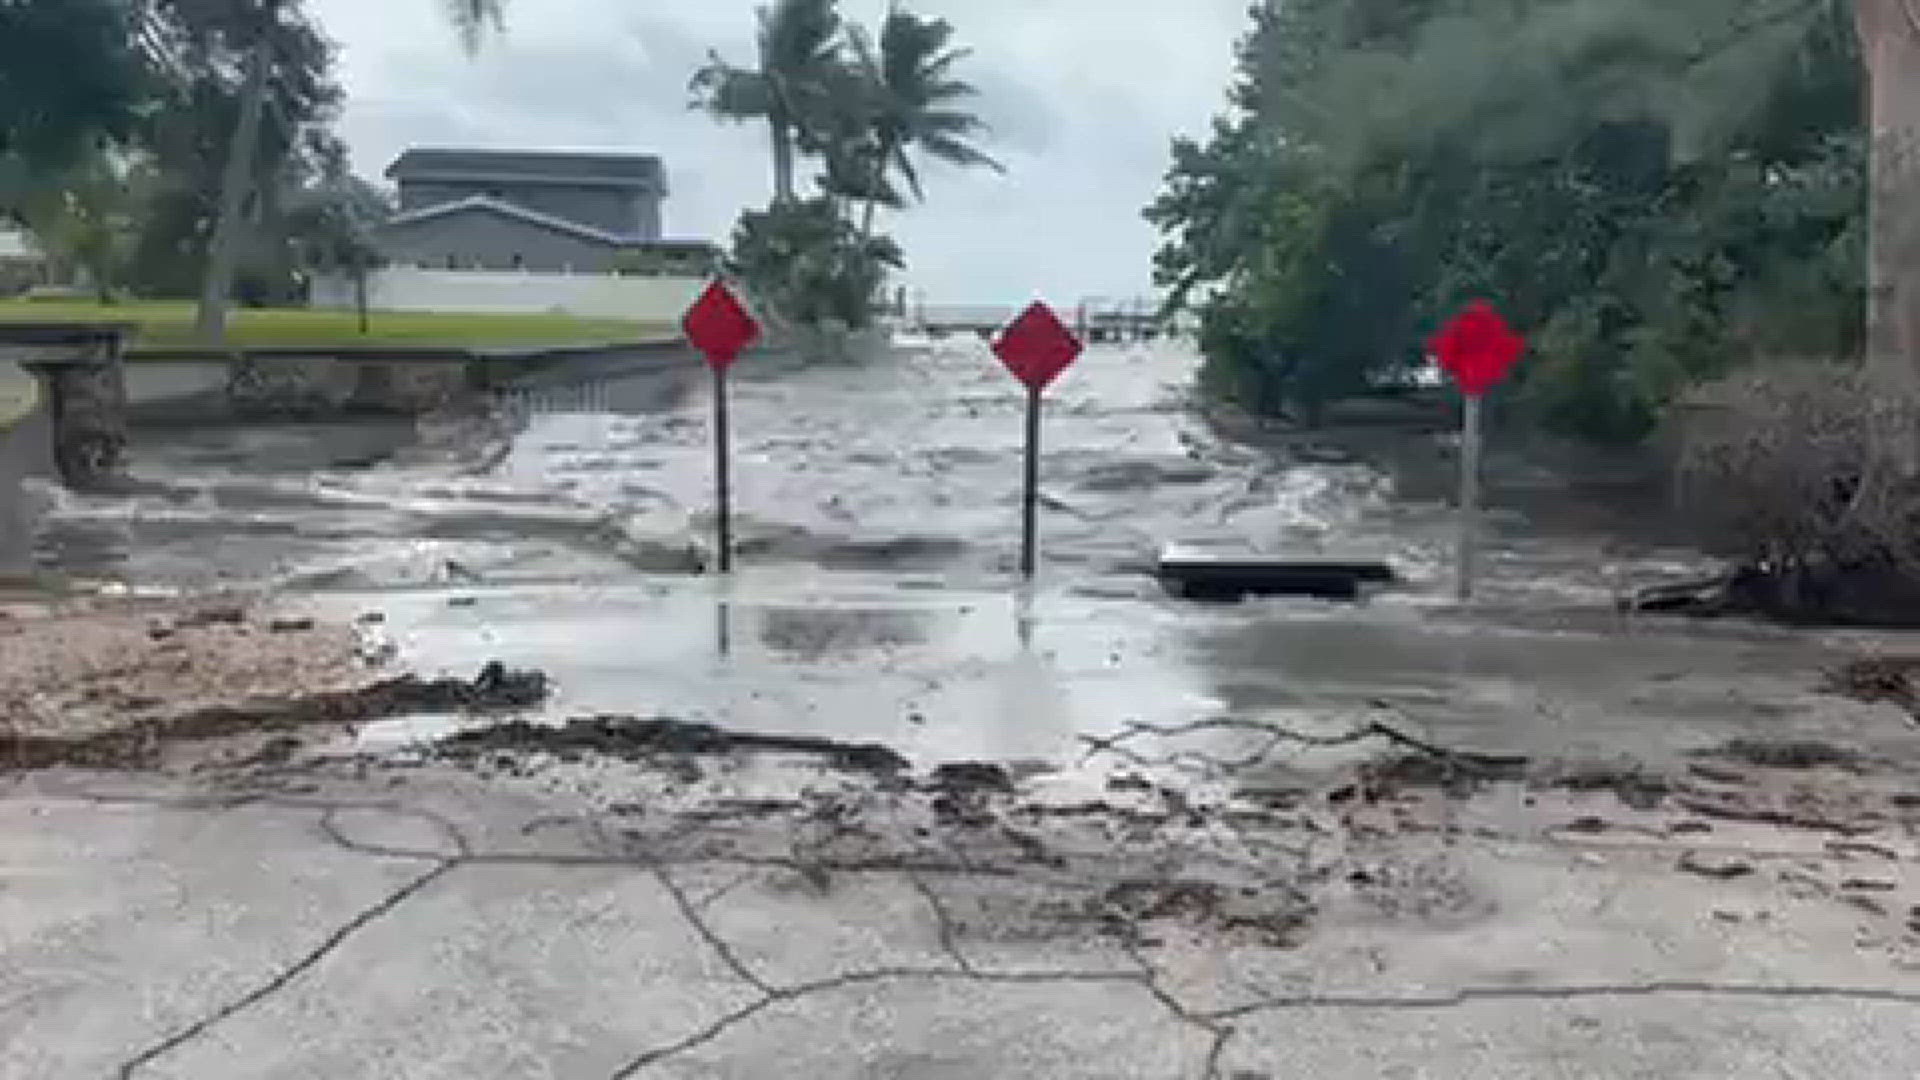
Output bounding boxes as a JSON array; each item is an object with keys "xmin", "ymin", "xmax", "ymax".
[
  {"xmin": 0, "ymin": 0, "xmax": 148, "ymax": 209},
  {"xmin": 11, "ymin": 152, "xmax": 148, "ymax": 302},
  {"xmin": 172, "ymin": 0, "xmax": 504, "ymax": 337},
  {"xmin": 696, "ymin": 1, "xmax": 999, "ymax": 334},
  {"xmin": 444, "ymin": 0, "xmax": 505, "ymax": 52},
  {"xmin": 691, "ymin": 0, "xmax": 845, "ymax": 204},
  {"xmin": 125, "ymin": 0, "xmax": 342, "ymax": 304},
  {"xmin": 1150, "ymin": 0, "xmax": 1865, "ymax": 439},
  {"xmin": 842, "ymin": 11, "xmax": 1001, "ymax": 236},
  {"xmin": 727, "ymin": 196, "xmax": 902, "ymax": 330},
  {"xmin": 281, "ymin": 169, "xmax": 391, "ymax": 329}
]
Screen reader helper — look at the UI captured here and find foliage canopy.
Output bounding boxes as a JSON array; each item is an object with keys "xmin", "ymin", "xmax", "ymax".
[{"xmin": 1148, "ymin": 0, "xmax": 1863, "ymax": 439}]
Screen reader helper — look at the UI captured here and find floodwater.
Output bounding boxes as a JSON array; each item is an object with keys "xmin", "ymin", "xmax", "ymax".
[{"xmin": 33, "ymin": 338, "xmax": 1920, "ymax": 769}]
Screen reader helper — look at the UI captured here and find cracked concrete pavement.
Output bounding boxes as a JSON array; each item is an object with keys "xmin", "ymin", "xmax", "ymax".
[{"xmin": 8, "ymin": 708, "xmax": 1920, "ymax": 1080}]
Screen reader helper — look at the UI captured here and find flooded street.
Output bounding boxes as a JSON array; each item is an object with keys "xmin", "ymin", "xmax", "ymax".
[
  {"xmin": 17, "ymin": 342, "xmax": 1920, "ymax": 1080},
  {"xmin": 33, "ymin": 339, "xmax": 1920, "ymax": 769}
]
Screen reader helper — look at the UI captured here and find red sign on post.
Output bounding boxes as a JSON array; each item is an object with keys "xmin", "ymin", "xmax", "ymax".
[
  {"xmin": 990, "ymin": 300, "xmax": 1083, "ymax": 579},
  {"xmin": 683, "ymin": 279, "xmax": 760, "ymax": 369},
  {"xmin": 1429, "ymin": 300, "xmax": 1524, "ymax": 397},
  {"xmin": 1429, "ymin": 300, "xmax": 1523, "ymax": 602},
  {"xmin": 681, "ymin": 278, "xmax": 759, "ymax": 575},
  {"xmin": 993, "ymin": 301, "xmax": 1083, "ymax": 392}
]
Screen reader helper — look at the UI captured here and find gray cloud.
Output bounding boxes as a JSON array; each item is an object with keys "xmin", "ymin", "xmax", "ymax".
[{"xmin": 309, "ymin": 0, "xmax": 1247, "ymax": 301}]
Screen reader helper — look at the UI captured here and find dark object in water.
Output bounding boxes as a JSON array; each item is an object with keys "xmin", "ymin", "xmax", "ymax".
[
  {"xmin": 1822, "ymin": 656, "xmax": 1920, "ymax": 719},
  {"xmin": 1620, "ymin": 573, "xmax": 1746, "ymax": 616},
  {"xmin": 930, "ymin": 761, "xmax": 1015, "ymax": 793},
  {"xmin": 437, "ymin": 714, "xmax": 910, "ymax": 774},
  {"xmin": 1622, "ymin": 563, "xmax": 1920, "ymax": 628},
  {"xmin": 1156, "ymin": 549, "xmax": 1394, "ymax": 601}
]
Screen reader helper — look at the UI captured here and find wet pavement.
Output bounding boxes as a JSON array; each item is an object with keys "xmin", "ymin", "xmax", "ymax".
[{"xmin": 309, "ymin": 574, "xmax": 1918, "ymax": 777}]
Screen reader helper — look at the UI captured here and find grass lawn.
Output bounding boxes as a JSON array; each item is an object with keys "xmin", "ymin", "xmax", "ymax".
[{"xmin": 0, "ymin": 299, "xmax": 677, "ymax": 355}]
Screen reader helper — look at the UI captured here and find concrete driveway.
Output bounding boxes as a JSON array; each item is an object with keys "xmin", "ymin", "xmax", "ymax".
[{"xmin": 6, "ymin": 723, "xmax": 1920, "ymax": 1080}]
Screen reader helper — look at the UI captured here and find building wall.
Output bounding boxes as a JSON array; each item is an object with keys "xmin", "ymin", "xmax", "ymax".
[
  {"xmin": 0, "ymin": 256, "xmax": 48, "ymax": 296},
  {"xmin": 397, "ymin": 180, "xmax": 661, "ymax": 239},
  {"xmin": 379, "ymin": 208, "xmax": 622, "ymax": 272},
  {"xmin": 310, "ymin": 267, "xmax": 708, "ymax": 322}
]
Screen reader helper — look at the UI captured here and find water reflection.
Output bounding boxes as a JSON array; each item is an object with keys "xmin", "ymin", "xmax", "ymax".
[
  {"xmin": 1180, "ymin": 602, "xmax": 1870, "ymax": 768},
  {"xmin": 756, "ymin": 606, "xmax": 932, "ymax": 660}
]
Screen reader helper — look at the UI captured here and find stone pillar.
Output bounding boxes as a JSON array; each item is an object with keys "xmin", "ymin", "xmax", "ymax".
[
  {"xmin": 0, "ymin": 363, "xmax": 45, "ymax": 574},
  {"xmin": 0, "ymin": 323, "xmax": 131, "ymax": 489}
]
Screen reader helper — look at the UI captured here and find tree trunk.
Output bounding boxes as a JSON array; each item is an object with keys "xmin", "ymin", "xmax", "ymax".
[
  {"xmin": 860, "ymin": 155, "xmax": 883, "ymax": 239},
  {"xmin": 770, "ymin": 115, "xmax": 796, "ymax": 203},
  {"xmin": 195, "ymin": 38, "xmax": 270, "ymax": 343},
  {"xmin": 860, "ymin": 138, "xmax": 896, "ymax": 241},
  {"xmin": 1855, "ymin": 0, "xmax": 1920, "ymax": 374}
]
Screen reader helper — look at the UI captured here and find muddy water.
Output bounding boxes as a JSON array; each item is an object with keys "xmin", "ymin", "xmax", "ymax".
[{"xmin": 35, "ymin": 340, "xmax": 1919, "ymax": 770}]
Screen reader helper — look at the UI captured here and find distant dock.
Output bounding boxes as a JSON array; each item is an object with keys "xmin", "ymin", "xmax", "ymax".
[{"xmin": 909, "ymin": 301, "xmax": 1179, "ymax": 344}]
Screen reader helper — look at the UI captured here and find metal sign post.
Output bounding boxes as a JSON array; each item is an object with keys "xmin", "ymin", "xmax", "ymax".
[
  {"xmin": 1022, "ymin": 386, "xmax": 1042, "ymax": 577},
  {"xmin": 712, "ymin": 362, "xmax": 733, "ymax": 573},
  {"xmin": 1457, "ymin": 394, "xmax": 1482, "ymax": 601},
  {"xmin": 1430, "ymin": 300, "xmax": 1525, "ymax": 602},
  {"xmin": 682, "ymin": 279, "xmax": 760, "ymax": 574},
  {"xmin": 991, "ymin": 301, "xmax": 1084, "ymax": 580}
]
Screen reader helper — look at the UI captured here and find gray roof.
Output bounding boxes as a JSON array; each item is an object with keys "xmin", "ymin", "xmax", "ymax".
[{"xmin": 385, "ymin": 148, "xmax": 667, "ymax": 194}]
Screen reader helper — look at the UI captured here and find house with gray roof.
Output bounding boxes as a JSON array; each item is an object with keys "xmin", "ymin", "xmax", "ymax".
[{"xmin": 376, "ymin": 148, "xmax": 715, "ymax": 274}]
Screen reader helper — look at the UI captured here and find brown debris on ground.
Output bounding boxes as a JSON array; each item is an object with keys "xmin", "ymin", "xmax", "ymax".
[
  {"xmin": 0, "ymin": 593, "xmax": 550, "ymax": 770},
  {"xmin": 1824, "ymin": 655, "xmax": 1920, "ymax": 718},
  {"xmin": 0, "ymin": 595, "xmax": 369, "ymax": 742},
  {"xmin": 3, "ymin": 662, "xmax": 548, "ymax": 771},
  {"xmin": 434, "ymin": 715, "xmax": 909, "ymax": 775},
  {"xmin": 1699, "ymin": 738, "xmax": 1868, "ymax": 772}
]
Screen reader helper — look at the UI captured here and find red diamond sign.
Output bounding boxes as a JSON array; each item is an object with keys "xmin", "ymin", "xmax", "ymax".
[
  {"xmin": 683, "ymin": 279, "xmax": 760, "ymax": 371},
  {"xmin": 1429, "ymin": 300, "xmax": 1524, "ymax": 397},
  {"xmin": 993, "ymin": 301, "xmax": 1083, "ymax": 392}
]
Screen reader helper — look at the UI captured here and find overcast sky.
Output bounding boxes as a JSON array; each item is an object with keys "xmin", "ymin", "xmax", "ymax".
[{"xmin": 304, "ymin": 0, "xmax": 1250, "ymax": 304}]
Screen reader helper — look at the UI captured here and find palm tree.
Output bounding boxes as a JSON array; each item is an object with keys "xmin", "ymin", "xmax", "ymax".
[
  {"xmin": 849, "ymin": 9, "xmax": 1002, "ymax": 237},
  {"xmin": 690, "ymin": 0, "xmax": 844, "ymax": 204},
  {"xmin": 190, "ymin": 0, "xmax": 506, "ymax": 341},
  {"xmin": 445, "ymin": 0, "xmax": 506, "ymax": 53}
]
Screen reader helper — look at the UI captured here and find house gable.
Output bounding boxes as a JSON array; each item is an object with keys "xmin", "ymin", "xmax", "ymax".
[
  {"xmin": 385, "ymin": 148, "xmax": 667, "ymax": 241},
  {"xmin": 377, "ymin": 200, "xmax": 627, "ymax": 272}
]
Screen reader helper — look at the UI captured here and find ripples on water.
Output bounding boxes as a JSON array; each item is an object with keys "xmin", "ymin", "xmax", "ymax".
[{"xmin": 35, "ymin": 338, "xmax": 1708, "ymax": 606}]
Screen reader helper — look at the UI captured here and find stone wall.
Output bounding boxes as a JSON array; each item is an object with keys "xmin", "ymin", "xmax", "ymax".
[
  {"xmin": 226, "ymin": 355, "xmax": 478, "ymax": 417},
  {"xmin": 31, "ymin": 356, "xmax": 128, "ymax": 486},
  {"xmin": 2, "ymin": 324, "xmax": 128, "ymax": 493},
  {"xmin": 0, "ymin": 364, "xmax": 49, "ymax": 573}
]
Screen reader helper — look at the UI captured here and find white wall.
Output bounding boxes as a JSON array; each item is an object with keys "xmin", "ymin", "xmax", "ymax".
[{"xmin": 310, "ymin": 268, "xmax": 709, "ymax": 322}]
